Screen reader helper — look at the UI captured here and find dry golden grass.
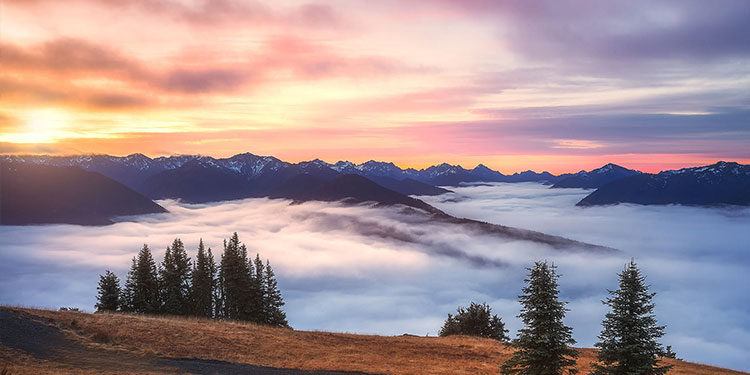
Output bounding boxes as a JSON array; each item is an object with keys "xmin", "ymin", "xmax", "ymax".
[{"xmin": 2, "ymin": 307, "xmax": 747, "ymax": 375}]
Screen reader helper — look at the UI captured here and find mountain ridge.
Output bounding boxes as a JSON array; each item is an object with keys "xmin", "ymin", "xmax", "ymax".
[
  {"xmin": 551, "ymin": 163, "xmax": 641, "ymax": 189},
  {"xmin": 1, "ymin": 152, "xmax": 567, "ymax": 190},
  {"xmin": 0, "ymin": 162, "xmax": 167, "ymax": 225},
  {"xmin": 577, "ymin": 161, "xmax": 750, "ymax": 206}
]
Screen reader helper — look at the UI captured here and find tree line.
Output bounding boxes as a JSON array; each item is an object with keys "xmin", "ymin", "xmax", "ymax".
[
  {"xmin": 440, "ymin": 260, "xmax": 673, "ymax": 375},
  {"xmin": 95, "ymin": 232, "xmax": 288, "ymax": 327}
]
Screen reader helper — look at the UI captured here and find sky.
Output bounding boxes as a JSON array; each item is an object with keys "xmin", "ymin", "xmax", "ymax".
[
  {"xmin": 1, "ymin": 0, "xmax": 749, "ymax": 173},
  {"xmin": 1, "ymin": 184, "xmax": 748, "ymax": 370}
]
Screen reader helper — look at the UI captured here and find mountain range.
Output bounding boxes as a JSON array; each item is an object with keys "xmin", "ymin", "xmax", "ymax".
[
  {"xmin": 0, "ymin": 156, "xmax": 617, "ymax": 253},
  {"xmin": 2, "ymin": 153, "xmax": 568, "ymax": 203},
  {"xmin": 2, "ymin": 153, "xmax": 749, "ymax": 224},
  {"xmin": 577, "ymin": 161, "xmax": 750, "ymax": 206}
]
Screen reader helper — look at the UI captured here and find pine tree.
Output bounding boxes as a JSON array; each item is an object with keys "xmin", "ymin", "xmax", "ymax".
[
  {"xmin": 439, "ymin": 302, "xmax": 508, "ymax": 341},
  {"xmin": 124, "ymin": 244, "xmax": 160, "ymax": 314},
  {"xmin": 95, "ymin": 270, "xmax": 121, "ymax": 312},
  {"xmin": 245, "ymin": 253, "xmax": 265, "ymax": 323},
  {"xmin": 120, "ymin": 257, "xmax": 137, "ymax": 312},
  {"xmin": 191, "ymin": 239, "xmax": 216, "ymax": 318},
  {"xmin": 263, "ymin": 260, "xmax": 288, "ymax": 327},
  {"xmin": 592, "ymin": 260, "xmax": 671, "ymax": 375},
  {"xmin": 500, "ymin": 261, "xmax": 578, "ymax": 375},
  {"xmin": 160, "ymin": 238, "xmax": 192, "ymax": 315},
  {"xmin": 219, "ymin": 233, "xmax": 252, "ymax": 320}
]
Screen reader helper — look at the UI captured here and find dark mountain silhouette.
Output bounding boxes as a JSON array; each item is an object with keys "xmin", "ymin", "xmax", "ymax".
[
  {"xmin": 0, "ymin": 154, "xmax": 184, "ymax": 189},
  {"xmin": 366, "ymin": 176, "xmax": 452, "ymax": 196},
  {"xmin": 271, "ymin": 174, "xmax": 441, "ymax": 213},
  {"xmin": 330, "ymin": 159, "xmax": 561, "ymax": 185},
  {"xmin": 1, "ymin": 163, "xmax": 166, "ymax": 225},
  {"xmin": 3, "ymin": 153, "xmax": 566, "ymax": 193},
  {"xmin": 503, "ymin": 170, "xmax": 563, "ymax": 183},
  {"xmin": 577, "ymin": 161, "xmax": 750, "ymax": 206},
  {"xmin": 140, "ymin": 158, "xmax": 254, "ymax": 203},
  {"xmin": 552, "ymin": 163, "xmax": 641, "ymax": 189},
  {"xmin": 267, "ymin": 173, "xmax": 331, "ymax": 200}
]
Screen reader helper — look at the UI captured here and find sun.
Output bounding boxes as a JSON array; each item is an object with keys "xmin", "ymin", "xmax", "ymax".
[{"xmin": 1, "ymin": 108, "xmax": 72, "ymax": 144}]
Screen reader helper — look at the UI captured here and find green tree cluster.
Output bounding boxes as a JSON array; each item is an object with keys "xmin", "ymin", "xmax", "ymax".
[{"xmin": 94, "ymin": 233, "xmax": 287, "ymax": 327}]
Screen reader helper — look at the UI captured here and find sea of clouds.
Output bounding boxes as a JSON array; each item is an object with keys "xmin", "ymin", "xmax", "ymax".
[{"xmin": 1, "ymin": 183, "xmax": 748, "ymax": 371}]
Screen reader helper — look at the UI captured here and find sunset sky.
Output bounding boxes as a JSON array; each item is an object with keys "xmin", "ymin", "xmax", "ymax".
[{"xmin": 1, "ymin": 0, "xmax": 749, "ymax": 173}]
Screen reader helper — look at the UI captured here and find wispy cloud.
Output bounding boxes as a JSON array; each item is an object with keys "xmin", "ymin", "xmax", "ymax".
[{"xmin": 1, "ymin": 0, "xmax": 750, "ymax": 171}]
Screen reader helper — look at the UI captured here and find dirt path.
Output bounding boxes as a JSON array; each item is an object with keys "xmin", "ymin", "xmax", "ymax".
[{"xmin": 0, "ymin": 308, "xmax": 375, "ymax": 375}]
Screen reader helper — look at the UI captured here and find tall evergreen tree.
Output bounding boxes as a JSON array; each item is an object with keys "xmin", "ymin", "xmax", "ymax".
[
  {"xmin": 501, "ymin": 261, "xmax": 578, "ymax": 375},
  {"xmin": 219, "ymin": 233, "xmax": 252, "ymax": 320},
  {"xmin": 160, "ymin": 238, "xmax": 192, "ymax": 315},
  {"xmin": 593, "ymin": 260, "xmax": 671, "ymax": 375},
  {"xmin": 123, "ymin": 244, "xmax": 160, "ymax": 314},
  {"xmin": 120, "ymin": 258, "xmax": 137, "ymax": 312},
  {"xmin": 263, "ymin": 260, "xmax": 288, "ymax": 327},
  {"xmin": 245, "ymin": 253, "xmax": 265, "ymax": 323},
  {"xmin": 191, "ymin": 239, "xmax": 217, "ymax": 318},
  {"xmin": 95, "ymin": 270, "xmax": 121, "ymax": 312}
]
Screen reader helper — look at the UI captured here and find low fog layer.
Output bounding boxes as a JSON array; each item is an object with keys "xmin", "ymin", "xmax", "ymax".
[
  {"xmin": 420, "ymin": 183, "xmax": 750, "ymax": 371},
  {"xmin": 1, "ymin": 184, "xmax": 748, "ymax": 371}
]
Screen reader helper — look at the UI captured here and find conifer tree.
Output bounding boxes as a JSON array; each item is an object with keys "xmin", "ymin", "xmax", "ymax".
[
  {"xmin": 439, "ymin": 302, "xmax": 508, "ymax": 341},
  {"xmin": 263, "ymin": 260, "xmax": 288, "ymax": 327},
  {"xmin": 592, "ymin": 260, "xmax": 671, "ymax": 375},
  {"xmin": 501, "ymin": 261, "xmax": 578, "ymax": 375},
  {"xmin": 219, "ymin": 233, "xmax": 252, "ymax": 320},
  {"xmin": 123, "ymin": 244, "xmax": 160, "ymax": 314},
  {"xmin": 245, "ymin": 253, "xmax": 265, "ymax": 323},
  {"xmin": 95, "ymin": 270, "xmax": 121, "ymax": 312},
  {"xmin": 160, "ymin": 238, "xmax": 192, "ymax": 315},
  {"xmin": 120, "ymin": 258, "xmax": 137, "ymax": 312},
  {"xmin": 191, "ymin": 239, "xmax": 216, "ymax": 318}
]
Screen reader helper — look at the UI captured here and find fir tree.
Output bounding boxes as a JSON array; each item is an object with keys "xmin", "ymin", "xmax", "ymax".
[
  {"xmin": 160, "ymin": 238, "xmax": 192, "ymax": 315},
  {"xmin": 219, "ymin": 233, "xmax": 252, "ymax": 320},
  {"xmin": 123, "ymin": 244, "xmax": 160, "ymax": 314},
  {"xmin": 191, "ymin": 239, "xmax": 216, "ymax": 318},
  {"xmin": 501, "ymin": 261, "xmax": 578, "ymax": 375},
  {"xmin": 592, "ymin": 260, "xmax": 671, "ymax": 375},
  {"xmin": 439, "ymin": 302, "xmax": 508, "ymax": 341},
  {"xmin": 120, "ymin": 257, "xmax": 137, "ymax": 312},
  {"xmin": 95, "ymin": 270, "xmax": 121, "ymax": 312},
  {"xmin": 263, "ymin": 260, "xmax": 288, "ymax": 327},
  {"xmin": 246, "ymin": 253, "xmax": 265, "ymax": 323}
]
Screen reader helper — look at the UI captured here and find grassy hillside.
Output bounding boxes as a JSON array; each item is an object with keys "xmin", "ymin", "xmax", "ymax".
[{"xmin": 1, "ymin": 307, "xmax": 746, "ymax": 375}]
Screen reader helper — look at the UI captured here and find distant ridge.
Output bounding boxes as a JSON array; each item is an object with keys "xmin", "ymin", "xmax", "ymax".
[
  {"xmin": 578, "ymin": 161, "xmax": 750, "ymax": 206},
  {"xmin": 0, "ymin": 162, "xmax": 166, "ymax": 225},
  {"xmin": 551, "ymin": 163, "xmax": 641, "ymax": 189},
  {"xmin": 2, "ymin": 153, "xmax": 565, "ymax": 197},
  {"xmin": 5, "ymin": 153, "xmax": 747, "ymax": 209}
]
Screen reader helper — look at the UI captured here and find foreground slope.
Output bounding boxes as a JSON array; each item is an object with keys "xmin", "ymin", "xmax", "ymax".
[
  {"xmin": 1, "ymin": 308, "xmax": 744, "ymax": 375},
  {"xmin": 0, "ymin": 163, "xmax": 166, "ymax": 225}
]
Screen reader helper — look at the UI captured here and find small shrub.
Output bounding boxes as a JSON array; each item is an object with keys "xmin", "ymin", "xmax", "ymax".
[{"xmin": 439, "ymin": 302, "xmax": 509, "ymax": 341}]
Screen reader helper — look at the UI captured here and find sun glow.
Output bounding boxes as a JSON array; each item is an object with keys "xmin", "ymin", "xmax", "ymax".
[{"xmin": 1, "ymin": 109, "xmax": 73, "ymax": 144}]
